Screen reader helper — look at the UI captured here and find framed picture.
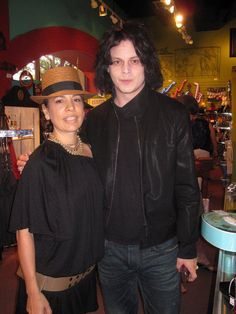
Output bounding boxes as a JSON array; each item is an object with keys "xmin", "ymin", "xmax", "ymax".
[{"xmin": 175, "ymin": 47, "xmax": 220, "ymax": 77}]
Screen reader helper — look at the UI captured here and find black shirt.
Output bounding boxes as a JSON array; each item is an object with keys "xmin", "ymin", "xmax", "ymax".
[
  {"xmin": 105, "ymin": 100, "xmax": 145, "ymax": 244},
  {"xmin": 192, "ymin": 118, "xmax": 212, "ymax": 153},
  {"xmin": 10, "ymin": 140, "xmax": 104, "ymax": 276}
]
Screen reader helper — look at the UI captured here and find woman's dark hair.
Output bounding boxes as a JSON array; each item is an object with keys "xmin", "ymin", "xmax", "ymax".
[
  {"xmin": 40, "ymin": 99, "xmax": 53, "ymax": 134},
  {"xmin": 94, "ymin": 21, "xmax": 163, "ymax": 94}
]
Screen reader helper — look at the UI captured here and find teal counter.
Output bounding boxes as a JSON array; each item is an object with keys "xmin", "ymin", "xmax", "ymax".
[{"xmin": 201, "ymin": 211, "xmax": 236, "ymax": 313}]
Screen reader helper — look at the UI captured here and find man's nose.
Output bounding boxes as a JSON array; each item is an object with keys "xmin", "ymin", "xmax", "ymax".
[{"xmin": 121, "ymin": 62, "xmax": 130, "ymax": 74}]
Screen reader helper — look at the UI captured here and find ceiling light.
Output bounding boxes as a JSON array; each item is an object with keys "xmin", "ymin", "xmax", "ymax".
[
  {"xmin": 99, "ymin": 3, "xmax": 107, "ymax": 16},
  {"xmin": 175, "ymin": 14, "xmax": 183, "ymax": 24},
  {"xmin": 169, "ymin": 5, "xmax": 175, "ymax": 14},
  {"xmin": 176, "ymin": 22, "xmax": 183, "ymax": 28},
  {"xmin": 110, "ymin": 13, "xmax": 119, "ymax": 24},
  {"xmin": 91, "ymin": 0, "xmax": 98, "ymax": 9},
  {"xmin": 175, "ymin": 14, "xmax": 183, "ymax": 28},
  {"xmin": 90, "ymin": 0, "xmax": 124, "ymax": 26},
  {"xmin": 161, "ymin": 0, "xmax": 172, "ymax": 5}
]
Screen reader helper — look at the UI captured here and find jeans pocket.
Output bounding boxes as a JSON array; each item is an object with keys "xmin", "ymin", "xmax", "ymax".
[
  {"xmin": 164, "ymin": 243, "xmax": 178, "ymax": 253},
  {"xmin": 150, "ymin": 237, "xmax": 178, "ymax": 256}
]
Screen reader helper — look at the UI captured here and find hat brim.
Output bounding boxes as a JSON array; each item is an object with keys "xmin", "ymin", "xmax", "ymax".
[{"xmin": 31, "ymin": 89, "xmax": 95, "ymax": 104}]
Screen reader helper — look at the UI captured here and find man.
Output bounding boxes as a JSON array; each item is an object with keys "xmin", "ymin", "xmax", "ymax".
[
  {"xmin": 177, "ymin": 94, "xmax": 218, "ymax": 160},
  {"xmin": 18, "ymin": 22, "xmax": 200, "ymax": 314},
  {"xmin": 83, "ymin": 22, "xmax": 200, "ymax": 313}
]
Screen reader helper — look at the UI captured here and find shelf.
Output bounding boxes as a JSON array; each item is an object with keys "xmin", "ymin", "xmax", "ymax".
[
  {"xmin": 215, "ymin": 126, "xmax": 231, "ymax": 130},
  {"xmin": 199, "ymin": 111, "xmax": 232, "ymax": 115},
  {"xmin": 0, "ymin": 129, "xmax": 33, "ymax": 138},
  {"xmin": 217, "ymin": 112, "xmax": 232, "ymax": 116},
  {"xmin": 12, "ymin": 136, "xmax": 34, "ymax": 141}
]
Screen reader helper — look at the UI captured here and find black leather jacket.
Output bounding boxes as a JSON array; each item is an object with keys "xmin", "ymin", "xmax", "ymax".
[{"xmin": 84, "ymin": 87, "xmax": 200, "ymax": 258}]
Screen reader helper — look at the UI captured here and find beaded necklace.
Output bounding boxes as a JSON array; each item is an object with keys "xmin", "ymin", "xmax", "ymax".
[{"xmin": 48, "ymin": 133, "xmax": 83, "ymax": 155}]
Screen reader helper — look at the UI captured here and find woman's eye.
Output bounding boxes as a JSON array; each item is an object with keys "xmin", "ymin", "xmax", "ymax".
[
  {"xmin": 55, "ymin": 98, "xmax": 63, "ymax": 104},
  {"xmin": 74, "ymin": 97, "xmax": 82, "ymax": 103}
]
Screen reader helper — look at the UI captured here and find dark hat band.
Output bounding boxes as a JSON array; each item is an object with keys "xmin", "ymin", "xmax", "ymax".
[{"xmin": 42, "ymin": 81, "xmax": 83, "ymax": 96}]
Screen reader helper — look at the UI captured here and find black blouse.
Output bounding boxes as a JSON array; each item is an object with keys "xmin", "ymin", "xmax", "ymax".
[
  {"xmin": 10, "ymin": 140, "xmax": 104, "ymax": 277},
  {"xmin": 192, "ymin": 118, "xmax": 212, "ymax": 153}
]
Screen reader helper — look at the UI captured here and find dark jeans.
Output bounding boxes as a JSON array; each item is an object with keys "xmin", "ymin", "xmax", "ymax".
[{"xmin": 98, "ymin": 237, "xmax": 180, "ymax": 314}]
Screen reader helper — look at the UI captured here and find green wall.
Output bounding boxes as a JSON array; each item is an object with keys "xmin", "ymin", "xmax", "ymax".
[{"xmin": 9, "ymin": 0, "xmax": 125, "ymax": 41}]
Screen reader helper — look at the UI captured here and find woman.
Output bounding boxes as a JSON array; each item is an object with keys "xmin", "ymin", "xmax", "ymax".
[{"xmin": 9, "ymin": 66, "xmax": 104, "ymax": 314}]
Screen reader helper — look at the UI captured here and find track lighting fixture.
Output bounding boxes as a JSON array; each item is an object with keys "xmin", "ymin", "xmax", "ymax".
[
  {"xmin": 90, "ymin": 0, "xmax": 98, "ymax": 9},
  {"xmin": 110, "ymin": 13, "xmax": 119, "ymax": 24},
  {"xmin": 169, "ymin": 5, "xmax": 174, "ymax": 14},
  {"xmin": 175, "ymin": 14, "xmax": 183, "ymax": 28},
  {"xmin": 177, "ymin": 26, "xmax": 193, "ymax": 44},
  {"xmin": 160, "ymin": 0, "xmax": 193, "ymax": 44},
  {"xmin": 90, "ymin": 1, "xmax": 124, "ymax": 27},
  {"xmin": 99, "ymin": 4, "xmax": 107, "ymax": 16},
  {"xmin": 161, "ymin": 0, "xmax": 172, "ymax": 5}
]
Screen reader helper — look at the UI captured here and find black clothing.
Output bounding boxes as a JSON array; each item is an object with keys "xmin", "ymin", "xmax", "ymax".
[
  {"xmin": 107, "ymin": 104, "xmax": 144, "ymax": 244},
  {"xmin": 0, "ymin": 171, "xmax": 17, "ymax": 248},
  {"xmin": 192, "ymin": 118, "xmax": 213, "ymax": 154},
  {"xmin": 9, "ymin": 140, "xmax": 104, "ymax": 313},
  {"xmin": 84, "ymin": 86, "xmax": 200, "ymax": 259},
  {"xmin": 16, "ymin": 273, "xmax": 98, "ymax": 314}
]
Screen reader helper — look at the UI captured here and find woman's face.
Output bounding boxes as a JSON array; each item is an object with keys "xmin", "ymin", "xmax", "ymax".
[{"xmin": 42, "ymin": 94, "xmax": 85, "ymax": 138}]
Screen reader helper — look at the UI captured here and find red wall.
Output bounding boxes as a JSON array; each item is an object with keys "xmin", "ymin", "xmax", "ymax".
[
  {"xmin": 0, "ymin": 0, "xmax": 10, "ymax": 98},
  {"xmin": 0, "ymin": 0, "xmax": 98, "ymax": 98}
]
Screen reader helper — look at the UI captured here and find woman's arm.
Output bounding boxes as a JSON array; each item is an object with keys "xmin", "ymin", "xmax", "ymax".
[
  {"xmin": 209, "ymin": 123, "xmax": 218, "ymax": 157},
  {"xmin": 17, "ymin": 229, "xmax": 52, "ymax": 314}
]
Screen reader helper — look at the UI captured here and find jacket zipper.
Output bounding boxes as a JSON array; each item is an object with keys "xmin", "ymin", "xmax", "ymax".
[
  {"xmin": 106, "ymin": 108, "xmax": 120, "ymax": 226},
  {"xmin": 135, "ymin": 116, "xmax": 148, "ymax": 237}
]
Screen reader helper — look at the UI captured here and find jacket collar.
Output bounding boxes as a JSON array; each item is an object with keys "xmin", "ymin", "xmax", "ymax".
[{"xmin": 112, "ymin": 86, "xmax": 150, "ymax": 119}]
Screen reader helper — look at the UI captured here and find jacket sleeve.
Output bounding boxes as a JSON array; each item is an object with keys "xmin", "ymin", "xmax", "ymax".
[{"xmin": 174, "ymin": 109, "xmax": 201, "ymax": 259}]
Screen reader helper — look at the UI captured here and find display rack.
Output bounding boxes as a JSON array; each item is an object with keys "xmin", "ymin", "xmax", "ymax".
[{"xmin": 198, "ymin": 111, "xmax": 232, "ymax": 160}]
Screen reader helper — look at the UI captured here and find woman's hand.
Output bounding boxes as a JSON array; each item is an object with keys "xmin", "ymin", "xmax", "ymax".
[
  {"xmin": 27, "ymin": 291, "xmax": 52, "ymax": 314},
  {"xmin": 17, "ymin": 153, "xmax": 30, "ymax": 173},
  {"xmin": 16, "ymin": 229, "xmax": 50, "ymax": 313}
]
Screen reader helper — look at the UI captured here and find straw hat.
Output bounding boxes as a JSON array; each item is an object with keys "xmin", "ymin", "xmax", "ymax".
[{"xmin": 31, "ymin": 66, "xmax": 93, "ymax": 104}]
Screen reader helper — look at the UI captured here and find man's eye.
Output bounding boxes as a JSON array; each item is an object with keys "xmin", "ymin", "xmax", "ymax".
[
  {"xmin": 112, "ymin": 60, "xmax": 121, "ymax": 65},
  {"xmin": 130, "ymin": 59, "xmax": 140, "ymax": 64}
]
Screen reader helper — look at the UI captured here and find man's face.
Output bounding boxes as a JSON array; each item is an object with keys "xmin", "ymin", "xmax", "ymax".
[{"xmin": 108, "ymin": 40, "xmax": 145, "ymax": 105}]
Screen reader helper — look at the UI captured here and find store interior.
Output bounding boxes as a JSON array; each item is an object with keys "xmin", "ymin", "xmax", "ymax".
[{"xmin": 1, "ymin": 0, "xmax": 236, "ymax": 313}]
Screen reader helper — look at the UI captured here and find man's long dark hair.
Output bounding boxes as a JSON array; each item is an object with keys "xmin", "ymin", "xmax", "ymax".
[{"xmin": 94, "ymin": 22, "xmax": 163, "ymax": 94}]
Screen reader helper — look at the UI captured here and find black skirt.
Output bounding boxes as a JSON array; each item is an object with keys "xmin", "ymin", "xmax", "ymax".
[{"xmin": 15, "ymin": 271, "xmax": 98, "ymax": 314}]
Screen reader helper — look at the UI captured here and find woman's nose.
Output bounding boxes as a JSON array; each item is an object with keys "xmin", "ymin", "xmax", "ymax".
[{"xmin": 65, "ymin": 101, "xmax": 75, "ymax": 110}]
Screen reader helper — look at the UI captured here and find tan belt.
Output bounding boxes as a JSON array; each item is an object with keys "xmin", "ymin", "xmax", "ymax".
[{"xmin": 17, "ymin": 265, "xmax": 95, "ymax": 292}]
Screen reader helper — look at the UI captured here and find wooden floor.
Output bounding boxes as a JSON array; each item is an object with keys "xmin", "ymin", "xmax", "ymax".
[{"xmin": 0, "ymin": 165, "xmax": 224, "ymax": 314}]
